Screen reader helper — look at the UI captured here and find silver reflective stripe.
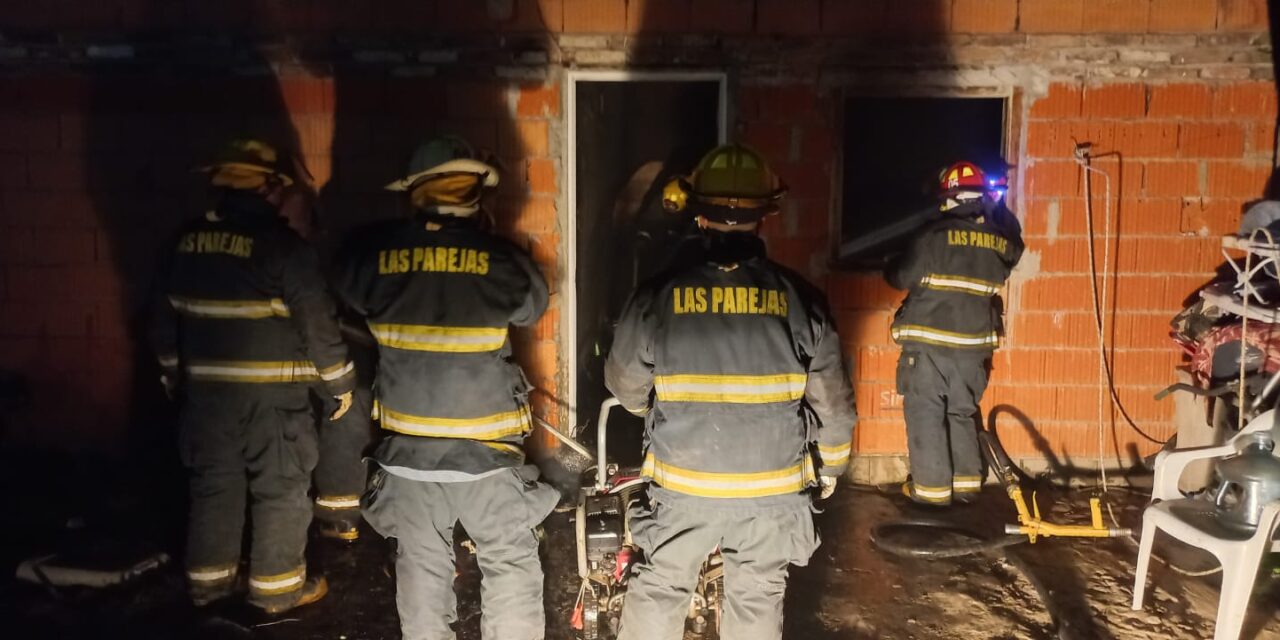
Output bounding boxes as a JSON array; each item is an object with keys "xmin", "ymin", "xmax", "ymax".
[
  {"xmin": 319, "ymin": 361, "xmax": 354, "ymax": 382},
  {"xmin": 380, "ymin": 408, "xmax": 530, "ymax": 440},
  {"xmin": 892, "ymin": 325, "xmax": 998, "ymax": 347},
  {"xmin": 920, "ymin": 274, "xmax": 999, "ymax": 295},
  {"xmin": 653, "ymin": 373, "xmax": 807, "ymax": 404},
  {"xmin": 914, "ymin": 486, "xmax": 952, "ymax": 499},
  {"xmin": 315, "ymin": 496, "xmax": 361, "ymax": 509},
  {"xmin": 188, "ymin": 567, "xmax": 234, "ymax": 582},
  {"xmin": 368, "ymin": 323, "xmax": 508, "ymax": 353},
  {"xmin": 169, "ymin": 296, "xmax": 290, "ymax": 319},
  {"xmin": 953, "ymin": 479, "xmax": 983, "ymax": 489},
  {"xmin": 186, "ymin": 360, "xmax": 319, "ymax": 383},
  {"xmin": 247, "ymin": 573, "xmax": 304, "ymax": 591}
]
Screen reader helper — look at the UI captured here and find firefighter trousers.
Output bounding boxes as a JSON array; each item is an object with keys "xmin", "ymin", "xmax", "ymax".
[
  {"xmin": 362, "ymin": 465, "xmax": 560, "ymax": 640},
  {"xmin": 616, "ymin": 488, "xmax": 820, "ymax": 640},
  {"xmin": 312, "ymin": 385, "xmax": 374, "ymax": 527},
  {"xmin": 897, "ymin": 348, "xmax": 991, "ymax": 505},
  {"xmin": 179, "ymin": 384, "xmax": 318, "ymax": 608}
]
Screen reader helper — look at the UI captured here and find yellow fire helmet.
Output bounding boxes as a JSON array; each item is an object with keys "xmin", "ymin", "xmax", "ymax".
[
  {"xmin": 662, "ymin": 144, "xmax": 787, "ymax": 224},
  {"xmin": 199, "ymin": 138, "xmax": 294, "ymax": 189}
]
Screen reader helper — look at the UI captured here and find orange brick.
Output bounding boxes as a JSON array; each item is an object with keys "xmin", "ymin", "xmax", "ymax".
[
  {"xmin": 1250, "ymin": 122, "xmax": 1276, "ymax": 155},
  {"xmin": 951, "ymin": 0, "xmax": 1017, "ymax": 32},
  {"xmin": 1020, "ymin": 275, "xmax": 1094, "ymax": 310},
  {"xmin": 1205, "ymin": 161, "xmax": 1271, "ymax": 198},
  {"xmin": 500, "ymin": 119, "xmax": 549, "ymax": 158},
  {"xmin": 277, "ymin": 76, "xmax": 333, "ymax": 114},
  {"xmin": 1018, "ymin": 0, "xmax": 1084, "ymax": 32},
  {"xmin": 827, "ymin": 272, "xmax": 905, "ymax": 310},
  {"xmin": 879, "ymin": 0, "xmax": 951, "ymax": 34},
  {"xmin": 757, "ymin": 0, "xmax": 821, "ymax": 35},
  {"xmin": 1148, "ymin": 83, "xmax": 1213, "ymax": 118},
  {"xmin": 1082, "ymin": 83, "xmax": 1146, "ymax": 118},
  {"xmin": 1188, "ymin": 198, "xmax": 1247, "ymax": 235},
  {"xmin": 1178, "ymin": 122, "xmax": 1246, "ymax": 158},
  {"xmin": 1118, "ymin": 197, "xmax": 1183, "ymax": 234},
  {"xmin": 563, "ymin": 0, "xmax": 626, "ymax": 31},
  {"xmin": 1144, "ymin": 161, "xmax": 1201, "ymax": 197},
  {"xmin": 688, "ymin": 0, "xmax": 754, "ymax": 34},
  {"xmin": 1212, "ymin": 82, "xmax": 1279, "ymax": 119},
  {"xmin": 503, "ymin": 195, "xmax": 558, "ymax": 235},
  {"xmin": 1026, "ymin": 160, "xmax": 1081, "ymax": 197},
  {"xmin": 821, "ymin": 0, "xmax": 886, "ymax": 34},
  {"xmin": 626, "ymin": 0, "xmax": 691, "ymax": 32},
  {"xmin": 1029, "ymin": 83, "xmax": 1083, "ymax": 119},
  {"xmin": 835, "ymin": 310, "xmax": 893, "ymax": 347},
  {"xmin": 526, "ymin": 158, "xmax": 557, "ymax": 194},
  {"xmin": 516, "ymin": 83, "xmax": 560, "ymax": 118},
  {"xmin": 1082, "ymin": 0, "xmax": 1151, "ymax": 32},
  {"xmin": 1149, "ymin": 0, "xmax": 1218, "ymax": 32},
  {"xmin": 1218, "ymin": 0, "xmax": 1269, "ymax": 31}
]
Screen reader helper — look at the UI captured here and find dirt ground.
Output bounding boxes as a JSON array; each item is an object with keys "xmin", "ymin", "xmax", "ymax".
[{"xmin": 4, "ymin": 481, "xmax": 1278, "ymax": 640}]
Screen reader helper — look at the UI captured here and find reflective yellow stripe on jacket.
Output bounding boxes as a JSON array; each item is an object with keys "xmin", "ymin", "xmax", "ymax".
[
  {"xmin": 654, "ymin": 373, "xmax": 807, "ymax": 404},
  {"xmin": 380, "ymin": 406, "xmax": 530, "ymax": 441},
  {"xmin": 818, "ymin": 442, "xmax": 851, "ymax": 467},
  {"xmin": 368, "ymin": 323, "xmax": 508, "ymax": 353},
  {"xmin": 891, "ymin": 324, "xmax": 999, "ymax": 348},
  {"xmin": 170, "ymin": 296, "xmax": 290, "ymax": 319},
  {"xmin": 642, "ymin": 453, "xmax": 810, "ymax": 498},
  {"xmin": 919, "ymin": 273, "xmax": 1001, "ymax": 296},
  {"xmin": 186, "ymin": 360, "xmax": 320, "ymax": 383}
]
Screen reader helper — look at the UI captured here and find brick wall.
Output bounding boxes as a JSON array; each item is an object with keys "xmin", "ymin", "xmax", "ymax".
[{"xmin": 0, "ymin": 0, "xmax": 1275, "ymax": 471}]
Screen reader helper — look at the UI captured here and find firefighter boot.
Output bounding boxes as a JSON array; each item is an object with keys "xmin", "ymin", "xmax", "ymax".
[
  {"xmin": 317, "ymin": 519, "xmax": 360, "ymax": 542},
  {"xmin": 252, "ymin": 576, "xmax": 329, "ymax": 615}
]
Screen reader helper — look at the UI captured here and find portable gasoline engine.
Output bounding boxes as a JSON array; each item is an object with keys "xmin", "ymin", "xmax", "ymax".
[{"xmin": 568, "ymin": 398, "xmax": 724, "ymax": 640}]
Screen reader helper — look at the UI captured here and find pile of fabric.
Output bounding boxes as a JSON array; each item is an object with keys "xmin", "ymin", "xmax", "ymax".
[{"xmin": 1173, "ymin": 201, "xmax": 1280, "ymax": 393}]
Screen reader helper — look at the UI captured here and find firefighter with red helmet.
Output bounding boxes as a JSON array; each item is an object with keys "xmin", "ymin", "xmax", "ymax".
[
  {"xmin": 607, "ymin": 144, "xmax": 857, "ymax": 640},
  {"xmin": 149, "ymin": 139, "xmax": 355, "ymax": 612},
  {"xmin": 887, "ymin": 161, "xmax": 1024, "ymax": 506},
  {"xmin": 337, "ymin": 137, "xmax": 559, "ymax": 640}
]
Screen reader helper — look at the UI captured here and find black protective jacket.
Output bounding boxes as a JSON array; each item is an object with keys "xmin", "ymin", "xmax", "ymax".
[
  {"xmin": 150, "ymin": 191, "xmax": 356, "ymax": 395},
  {"xmin": 605, "ymin": 233, "xmax": 857, "ymax": 503},
  {"xmin": 336, "ymin": 214, "xmax": 548, "ymax": 476},
  {"xmin": 887, "ymin": 201, "xmax": 1024, "ymax": 354}
]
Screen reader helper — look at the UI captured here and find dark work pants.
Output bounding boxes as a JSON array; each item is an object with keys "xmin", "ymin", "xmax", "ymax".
[
  {"xmin": 897, "ymin": 348, "xmax": 990, "ymax": 505},
  {"xmin": 616, "ymin": 489, "xmax": 820, "ymax": 640},
  {"xmin": 313, "ymin": 386, "xmax": 374, "ymax": 526},
  {"xmin": 179, "ymin": 384, "xmax": 317, "ymax": 608},
  {"xmin": 362, "ymin": 467, "xmax": 560, "ymax": 640}
]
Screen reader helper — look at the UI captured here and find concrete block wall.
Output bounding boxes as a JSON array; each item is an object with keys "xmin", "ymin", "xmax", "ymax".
[{"xmin": 0, "ymin": 1, "xmax": 1275, "ymax": 473}]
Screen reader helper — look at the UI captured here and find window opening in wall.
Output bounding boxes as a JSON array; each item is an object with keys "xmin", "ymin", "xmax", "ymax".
[{"xmin": 839, "ymin": 96, "xmax": 1008, "ymax": 267}]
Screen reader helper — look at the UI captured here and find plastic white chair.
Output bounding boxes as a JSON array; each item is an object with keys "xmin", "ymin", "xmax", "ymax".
[{"xmin": 1131, "ymin": 410, "xmax": 1280, "ymax": 640}]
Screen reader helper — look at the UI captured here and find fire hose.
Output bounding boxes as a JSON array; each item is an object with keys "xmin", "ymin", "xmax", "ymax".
[{"xmin": 868, "ymin": 427, "xmax": 1126, "ymax": 640}]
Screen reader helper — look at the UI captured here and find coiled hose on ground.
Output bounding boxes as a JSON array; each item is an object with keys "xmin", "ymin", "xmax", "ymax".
[{"xmin": 868, "ymin": 428, "xmax": 1077, "ymax": 639}]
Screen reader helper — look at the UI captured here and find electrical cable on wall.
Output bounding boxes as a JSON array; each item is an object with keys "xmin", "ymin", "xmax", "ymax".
[{"xmin": 1073, "ymin": 144, "xmax": 1170, "ymax": 477}]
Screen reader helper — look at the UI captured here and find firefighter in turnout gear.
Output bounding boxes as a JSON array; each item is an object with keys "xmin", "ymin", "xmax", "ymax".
[
  {"xmin": 887, "ymin": 161, "xmax": 1024, "ymax": 506},
  {"xmin": 607, "ymin": 144, "xmax": 858, "ymax": 640},
  {"xmin": 278, "ymin": 189, "xmax": 378, "ymax": 544},
  {"xmin": 149, "ymin": 139, "xmax": 356, "ymax": 612},
  {"xmin": 338, "ymin": 137, "xmax": 559, "ymax": 640}
]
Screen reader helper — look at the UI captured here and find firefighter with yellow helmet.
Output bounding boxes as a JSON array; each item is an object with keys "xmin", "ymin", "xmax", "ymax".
[
  {"xmin": 337, "ymin": 136, "xmax": 559, "ymax": 640},
  {"xmin": 607, "ymin": 144, "xmax": 857, "ymax": 640},
  {"xmin": 149, "ymin": 138, "xmax": 355, "ymax": 612},
  {"xmin": 887, "ymin": 161, "xmax": 1023, "ymax": 506}
]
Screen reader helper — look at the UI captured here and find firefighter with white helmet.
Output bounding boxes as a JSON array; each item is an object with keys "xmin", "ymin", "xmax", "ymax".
[
  {"xmin": 888, "ymin": 161, "xmax": 1024, "ymax": 506},
  {"xmin": 338, "ymin": 136, "xmax": 559, "ymax": 640},
  {"xmin": 150, "ymin": 138, "xmax": 355, "ymax": 612},
  {"xmin": 607, "ymin": 144, "xmax": 857, "ymax": 640}
]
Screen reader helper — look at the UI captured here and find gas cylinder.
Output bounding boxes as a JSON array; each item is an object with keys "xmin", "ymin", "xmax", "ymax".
[{"xmin": 1212, "ymin": 426, "xmax": 1280, "ymax": 533}]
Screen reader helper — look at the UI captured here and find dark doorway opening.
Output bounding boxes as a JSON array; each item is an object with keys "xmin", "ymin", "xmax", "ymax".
[
  {"xmin": 572, "ymin": 78, "xmax": 723, "ymax": 464},
  {"xmin": 840, "ymin": 96, "xmax": 1008, "ymax": 266}
]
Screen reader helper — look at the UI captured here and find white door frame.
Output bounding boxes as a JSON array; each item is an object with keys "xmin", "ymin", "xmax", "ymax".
[{"xmin": 564, "ymin": 70, "xmax": 729, "ymax": 431}]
